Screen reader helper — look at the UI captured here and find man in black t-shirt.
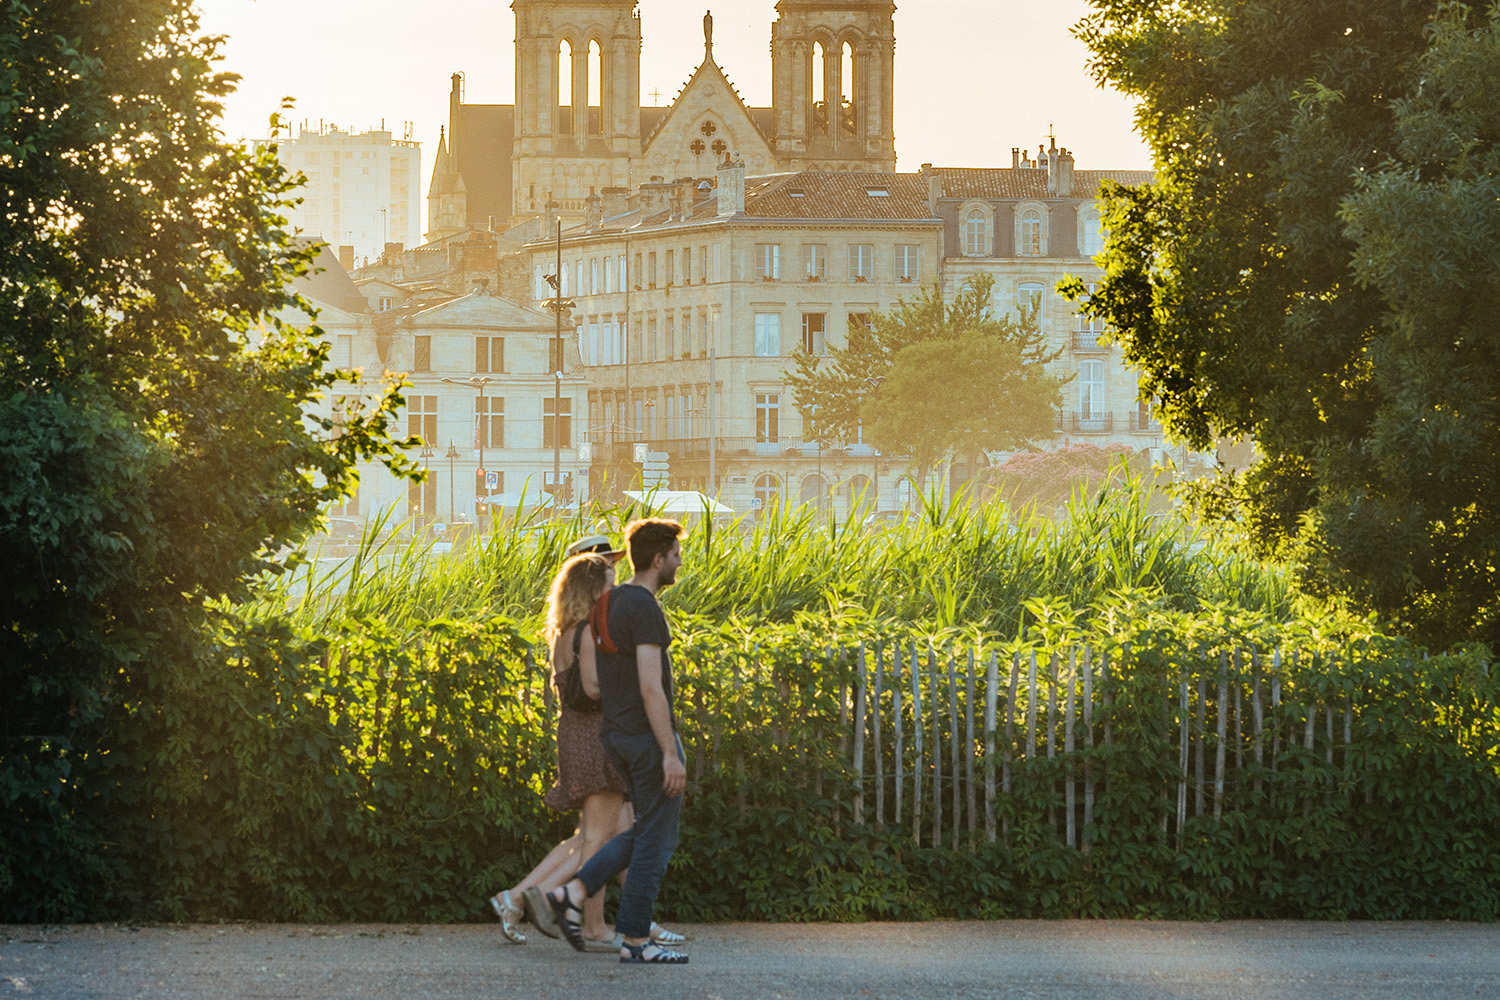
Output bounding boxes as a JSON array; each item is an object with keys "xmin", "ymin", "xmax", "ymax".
[{"xmin": 548, "ymin": 518, "xmax": 690, "ymax": 965}]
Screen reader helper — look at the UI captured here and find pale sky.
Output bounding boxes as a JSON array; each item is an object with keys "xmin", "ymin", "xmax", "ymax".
[{"xmin": 197, "ymin": 0, "xmax": 1152, "ymax": 211}]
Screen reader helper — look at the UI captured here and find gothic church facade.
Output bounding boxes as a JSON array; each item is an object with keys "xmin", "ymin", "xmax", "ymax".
[{"xmin": 427, "ymin": 0, "xmax": 898, "ymax": 237}]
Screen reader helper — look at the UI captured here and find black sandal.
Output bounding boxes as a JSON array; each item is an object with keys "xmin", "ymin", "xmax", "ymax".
[
  {"xmin": 619, "ymin": 940, "xmax": 690, "ymax": 965},
  {"xmin": 546, "ymin": 885, "xmax": 587, "ymax": 952}
]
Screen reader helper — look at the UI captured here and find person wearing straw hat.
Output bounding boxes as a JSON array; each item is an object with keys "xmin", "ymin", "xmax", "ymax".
[
  {"xmin": 488, "ymin": 535, "xmax": 688, "ymax": 953},
  {"xmin": 564, "ymin": 533, "xmax": 626, "ymax": 560},
  {"xmin": 548, "ymin": 518, "xmax": 691, "ymax": 965}
]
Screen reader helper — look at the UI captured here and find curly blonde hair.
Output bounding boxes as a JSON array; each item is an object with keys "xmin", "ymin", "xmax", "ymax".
[{"xmin": 543, "ymin": 552, "xmax": 613, "ymax": 645}]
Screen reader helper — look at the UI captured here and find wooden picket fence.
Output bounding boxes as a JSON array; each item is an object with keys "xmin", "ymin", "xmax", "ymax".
[{"xmin": 688, "ymin": 638, "xmax": 1493, "ymax": 852}]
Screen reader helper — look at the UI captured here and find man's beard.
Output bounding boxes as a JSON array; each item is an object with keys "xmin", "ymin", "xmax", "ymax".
[{"xmin": 659, "ymin": 564, "xmax": 678, "ymax": 587}]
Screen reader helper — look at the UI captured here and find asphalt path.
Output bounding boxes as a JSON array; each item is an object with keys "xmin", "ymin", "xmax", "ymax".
[{"xmin": 4, "ymin": 920, "xmax": 1498, "ymax": 1000}]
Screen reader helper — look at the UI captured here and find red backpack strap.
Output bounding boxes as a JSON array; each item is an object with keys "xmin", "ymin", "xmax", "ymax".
[{"xmin": 589, "ymin": 588, "xmax": 618, "ymax": 655}]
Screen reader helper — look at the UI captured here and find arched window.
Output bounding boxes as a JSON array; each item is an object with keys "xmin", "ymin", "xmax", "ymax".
[
  {"xmin": 587, "ymin": 40, "xmax": 602, "ymax": 134},
  {"xmin": 816, "ymin": 41, "xmax": 828, "ymax": 110},
  {"xmin": 754, "ymin": 474, "xmax": 781, "ymax": 517},
  {"xmin": 1081, "ymin": 209, "xmax": 1104, "ymax": 256},
  {"xmin": 800, "ymin": 473, "xmax": 828, "ymax": 508},
  {"xmin": 846, "ymin": 474, "xmax": 872, "ymax": 510},
  {"xmin": 558, "ymin": 40, "xmax": 573, "ymax": 134},
  {"xmin": 1020, "ymin": 208, "xmax": 1043, "ymax": 256},
  {"xmin": 963, "ymin": 208, "xmax": 988, "ymax": 257},
  {"xmin": 840, "ymin": 41, "xmax": 855, "ymax": 133}
]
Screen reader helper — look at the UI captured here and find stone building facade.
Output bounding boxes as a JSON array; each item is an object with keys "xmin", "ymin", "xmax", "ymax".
[
  {"xmin": 523, "ymin": 143, "xmax": 1167, "ymax": 519},
  {"xmin": 429, "ymin": 0, "xmax": 898, "ymax": 234}
]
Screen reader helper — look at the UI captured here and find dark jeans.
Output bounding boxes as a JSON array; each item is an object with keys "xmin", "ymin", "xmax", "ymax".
[{"xmin": 574, "ymin": 728, "xmax": 684, "ymax": 939}]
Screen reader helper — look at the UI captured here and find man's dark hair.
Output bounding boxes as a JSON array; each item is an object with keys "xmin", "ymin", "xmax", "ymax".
[{"xmin": 625, "ymin": 518, "xmax": 683, "ymax": 574}]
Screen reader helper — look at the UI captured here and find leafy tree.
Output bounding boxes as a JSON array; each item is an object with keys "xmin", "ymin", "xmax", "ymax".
[
  {"xmin": 0, "ymin": 0, "xmax": 412, "ymax": 918},
  {"xmin": 1069, "ymin": 0, "xmax": 1500, "ymax": 643},
  {"xmin": 784, "ymin": 275, "xmax": 1065, "ymax": 490}
]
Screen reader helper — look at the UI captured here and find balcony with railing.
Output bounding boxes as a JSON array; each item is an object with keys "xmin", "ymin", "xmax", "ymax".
[
  {"xmin": 1068, "ymin": 411, "xmax": 1114, "ymax": 434},
  {"xmin": 1071, "ymin": 329, "xmax": 1109, "ymax": 352}
]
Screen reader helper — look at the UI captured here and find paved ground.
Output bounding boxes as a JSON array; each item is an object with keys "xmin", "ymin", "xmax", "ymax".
[{"xmin": 3, "ymin": 920, "xmax": 1498, "ymax": 999}]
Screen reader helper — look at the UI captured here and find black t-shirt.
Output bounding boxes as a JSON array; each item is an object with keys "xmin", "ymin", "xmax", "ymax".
[{"xmin": 596, "ymin": 583, "xmax": 675, "ymax": 737}]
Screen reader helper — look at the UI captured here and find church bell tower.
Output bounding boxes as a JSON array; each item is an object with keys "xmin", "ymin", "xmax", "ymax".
[
  {"xmin": 771, "ymin": 0, "xmax": 896, "ymax": 172},
  {"xmin": 511, "ymin": 0, "xmax": 642, "ymax": 224}
]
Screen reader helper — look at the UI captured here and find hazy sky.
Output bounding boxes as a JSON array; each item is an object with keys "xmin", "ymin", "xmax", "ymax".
[{"xmin": 197, "ymin": 0, "xmax": 1152, "ymax": 177}]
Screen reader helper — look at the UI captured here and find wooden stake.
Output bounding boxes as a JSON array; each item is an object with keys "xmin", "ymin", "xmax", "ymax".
[
  {"xmin": 931, "ymin": 641, "xmax": 943, "ymax": 849},
  {"xmin": 873, "ymin": 642, "xmax": 885, "ymax": 826},
  {"xmin": 984, "ymin": 650, "xmax": 998, "ymax": 845},
  {"xmin": 853, "ymin": 643, "xmax": 867, "ymax": 826},
  {"xmin": 893, "ymin": 643, "xmax": 904, "ymax": 828},
  {"xmin": 965, "ymin": 647, "xmax": 977, "ymax": 847},
  {"xmin": 1214, "ymin": 660, "xmax": 1228, "ymax": 821},
  {"xmin": 1177, "ymin": 674, "xmax": 1190, "ymax": 847},
  {"xmin": 906, "ymin": 641, "xmax": 918, "ymax": 845},
  {"xmin": 1064, "ymin": 647, "xmax": 1077, "ymax": 850},
  {"xmin": 1082, "ymin": 644, "xmax": 1094, "ymax": 854}
]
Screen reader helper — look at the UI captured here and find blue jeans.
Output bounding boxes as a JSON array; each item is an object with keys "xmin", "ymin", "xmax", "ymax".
[{"xmin": 574, "ymin": 729, "xmax": 684, "ymax": 939}]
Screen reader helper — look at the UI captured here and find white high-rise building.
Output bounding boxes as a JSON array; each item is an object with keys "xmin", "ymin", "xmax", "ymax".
[{"xmin": 266, "ymin": 125, "xmax": 421, "ymax": 266}]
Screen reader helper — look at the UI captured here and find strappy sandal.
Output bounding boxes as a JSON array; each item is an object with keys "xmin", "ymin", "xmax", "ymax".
[
  {"xmin": 650, "ymin": 922, "xmax": 689, "ymax": 946},
  {"xmin": 620, "ymin": 939, "xmax": 689, "ymax": 964},
  {"xmin": 523, "ymin": 886, "xmax": 560, "ymax": 939},
  {"xmin": 546, "ymin": 884, "xmax": 587, "ymax": 952},
  {"xmin": 488, "ymin": 890, "xmax": 526, "ymax": 944}
]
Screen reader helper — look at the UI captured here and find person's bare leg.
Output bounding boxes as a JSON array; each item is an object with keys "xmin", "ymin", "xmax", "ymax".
[
  {"xmin": 498, "ymin": 830, "xmax": 583, "ymax": 900},
  {"xmin": 576, "ymin": 791, "xmax": 626, "ymax": 940}
]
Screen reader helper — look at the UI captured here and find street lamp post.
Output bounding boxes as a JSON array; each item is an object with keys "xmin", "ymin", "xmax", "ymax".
[
  {"xmin": 540, "ymin": 222, "xmax": 574, "ymax": 515},
  {"xmin": 863, "ymin": 375, "xmax": 887, "ymax": 512},
  {"xmin": 419, "ymin": 442, "xmax": 436, "ymax": 530},
  {"xmin": 441, "ymin": 375, "xmax": 492, "ymax": 523},
  {"xmin": 446, "ymin": 441, "xmax": 460, "ymax": 523},
  {"xmin": 807, "ymin": 403, "xmax": 825, "ymax": 521}
]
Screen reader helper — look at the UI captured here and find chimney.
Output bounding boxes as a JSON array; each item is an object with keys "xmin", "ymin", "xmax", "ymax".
[
  {"xmin": 1056, "ymin": 148, "xmax": 1075, "ymax": 198},
  {"xmin": 920, "ymin": 163, "xmax": 940, "ymax": 214},
  {"xmin": 338, "ymin": 244, "xmax": 355, "ymax": 272},
  {"xmin": 672, "ymin": 177, "xmax": 696, "ymax": 220},
  {"xmin": 716, "ymin": 155, "xmax": 745, "ymax": 217},
  {"xmin": 584, "ymin": 188, "xmax": 603, "ymax": 231},
  {"xmin": 384, "ymin": 242, "xmax": 403, "ymax": 260},
  {"xmin": 1011, "ymin": 147, "xmax": 1021, "ymax": 169},
  {"xmin": 639, "ymin": 176, "xmax": 673, "ymax": 218},
  {"xmin": 543, "ymin": 194, "xmax": 559, "ymax": 235},
  {"xmin": 600, "ymin": 185, "xmax": 630, "ymax": 219}
]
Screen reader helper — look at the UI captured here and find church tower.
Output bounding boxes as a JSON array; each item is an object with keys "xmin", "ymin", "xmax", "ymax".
[
  {"xmin": 770, "ymin": 0, "xmax": 896, "ymax": 172},
  {"xmin": 511, "ymin": 0, "xmax": 642, "ymax": 225}
]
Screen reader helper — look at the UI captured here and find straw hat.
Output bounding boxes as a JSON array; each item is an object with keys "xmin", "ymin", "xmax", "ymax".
[{"xmin": 565, "ymin": 533, "xmax": 626, "ymax": 561}]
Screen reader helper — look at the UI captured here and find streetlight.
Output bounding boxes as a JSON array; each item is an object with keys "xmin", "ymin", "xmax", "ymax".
[
  {"xmin": 806, "ymin": 403, "xmax": 825, "ymax": 521},
  {"xmin": 445, "ymin": 440, "xmax": 460, "ymax": 523},
  {"xmin": 441, "ymin": 375, "xmax": 493, "ymax": 523},
  {"xmin": 419, "ymin": 441, "xmax": 436, "ymax": 530},
  {"xmin": 863, "ymin": 376, "xmax": 887, "ymax": 512},
  {"xmin": 540, "ymin": 221, "xmax": 575, "ymax": 516}
]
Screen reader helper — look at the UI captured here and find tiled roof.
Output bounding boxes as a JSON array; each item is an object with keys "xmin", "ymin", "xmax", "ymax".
[
  {"xmin": 742, "ymin": 171, "xmax": 934, "ymax": 220},
  {"xmin": 935, "ymin": 168, "xmax": 1155, "ymax": 201}
]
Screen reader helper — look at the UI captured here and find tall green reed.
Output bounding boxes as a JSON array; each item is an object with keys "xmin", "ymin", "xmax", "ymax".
[{"xmin": 248, "ymin": 475, "xmax": 1294, "ymax": 638}]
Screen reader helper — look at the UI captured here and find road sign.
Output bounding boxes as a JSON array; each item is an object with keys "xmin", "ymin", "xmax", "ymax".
[{"xmin": 485, "ymin": 471, "xmax": 499, "ymax": 491}]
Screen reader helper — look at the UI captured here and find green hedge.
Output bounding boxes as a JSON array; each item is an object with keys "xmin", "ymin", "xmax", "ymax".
[{"xmin": 7, "ymin": 601, "xmax": 1495, "ymax": 923}]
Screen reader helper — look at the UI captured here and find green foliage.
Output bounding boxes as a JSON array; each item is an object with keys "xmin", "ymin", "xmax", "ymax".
[
  {"xmin": 0, "ymin": 0, "xmax": 412, "ymax": 919},
  {"xmin": 11, "ymin": 591, "xmax": 1495, "ymax": 923},
  {"xmin": 8, "ymin": 484, "xmax": 1497, "ymax": 923},
  {"xmin": 1070, "ymin": 0, "xmax": 1500, "ymax": 644},
  {"xmin": 783, "ymin": 275, "xmax": 1065, "ymax": 486}
]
